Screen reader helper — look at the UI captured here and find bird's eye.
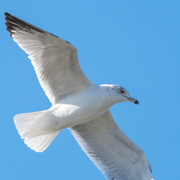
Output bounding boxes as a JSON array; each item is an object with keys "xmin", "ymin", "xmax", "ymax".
[{"xmin": 120, "ymin": 89, "xmax": 125, "ymax": 94}]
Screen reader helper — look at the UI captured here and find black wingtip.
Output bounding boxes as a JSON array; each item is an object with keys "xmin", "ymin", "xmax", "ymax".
[
  {"xmin": 4, "ymin": 12, "xmax": 13, "ymax": 20},
  {"xmin": 4, "ymin": 12, "xmax": 9, "ymax": 16},
  {"xmin": 4, "ymin": 12, "xmax": 14, "ymax": 36},
  {"xmin": 4, "ymin": 12, "xmax": 22, "ymax": 37},
  {"xmin": 4, "ymin": 12, "xmax": 47, "ymax": 37},
  {"xmin": 4, "ymin": 12, "xmax": 59, "ymax": 38}
]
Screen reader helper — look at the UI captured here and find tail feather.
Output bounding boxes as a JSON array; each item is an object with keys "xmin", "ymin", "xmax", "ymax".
[
  {"xmin": 14, "ymin": 111, "xmax": 61, "ymax": 152},
  {"xmin": 24, "ymin": 131, "xmax": 60, "ymax": 152}
]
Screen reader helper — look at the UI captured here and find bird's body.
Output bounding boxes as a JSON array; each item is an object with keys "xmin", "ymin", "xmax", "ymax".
[
  {"xmin": 21, "ymin": 85, "xmax": 122, "ymax": 135},
  {"xmin": 52, "ymin": 85, "xmax": 112, "ymax": 127},
  {"xmin": 15, "ymin": 84, "xmax": 129, "ymax": 143},
  {"xmin": 49, "ymin": 85, "xmax": 118, "ymax": 128},
  {"xmin": 5, "ymin": 12, "xmax": 154, "ymax": 180}
]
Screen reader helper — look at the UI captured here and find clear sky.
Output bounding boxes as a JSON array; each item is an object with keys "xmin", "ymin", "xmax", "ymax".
[{"xmin": 1, "ymin": 0, "xmax": 180, "ymax": 179}]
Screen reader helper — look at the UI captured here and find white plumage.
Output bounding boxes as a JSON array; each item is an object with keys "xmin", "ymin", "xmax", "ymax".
[{"xmin": 5, "ymin": 12, "xmax": 154, "ymax": 180}]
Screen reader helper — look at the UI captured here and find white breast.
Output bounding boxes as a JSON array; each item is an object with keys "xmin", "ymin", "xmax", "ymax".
[{"xmin": 48, "ymin": 85, "xmax": 112, "ymax": 130}]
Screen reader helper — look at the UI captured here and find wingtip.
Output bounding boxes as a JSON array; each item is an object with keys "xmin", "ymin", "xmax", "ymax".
[
  {"xmin": 4, "ymin": 12, "xmax": 60, "ymax": 39},
  {"xmin": 4, "ymin": 12, "xmax": 9, "ymax": 16},
  {"xmin": 4, "ymin": 13, "xmax": 14, "ymax": 37},
  {"xmin": 4, "ymin": 12, "xmax": 12, "ymax": 19}
]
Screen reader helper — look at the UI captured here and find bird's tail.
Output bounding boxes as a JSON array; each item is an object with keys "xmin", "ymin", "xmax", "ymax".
[{"xmin": 14, "ymin": 111, "xmax": 61, "ymax": 152}]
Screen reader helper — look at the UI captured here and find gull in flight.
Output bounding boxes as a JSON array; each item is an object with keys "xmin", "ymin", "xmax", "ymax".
[{"xmin": 5, "ymin": 12, "xmax": 154, "ymax": 180}]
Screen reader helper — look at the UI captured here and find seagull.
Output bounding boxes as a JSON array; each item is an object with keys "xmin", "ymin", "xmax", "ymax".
[{"xmin": 5, "ymin": 12, "xmax": 154, "ymax": 180}]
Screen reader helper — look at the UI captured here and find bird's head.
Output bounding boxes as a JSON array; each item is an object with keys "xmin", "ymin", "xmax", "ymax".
[{"xmin": 100, "ymin": 84, "xmax": 139, "ymax": 105}]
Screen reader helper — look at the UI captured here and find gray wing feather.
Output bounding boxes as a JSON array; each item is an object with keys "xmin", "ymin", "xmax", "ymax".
[{"xmin": 70, "ymin": 110, "xmax": 154, "ymax": 180}]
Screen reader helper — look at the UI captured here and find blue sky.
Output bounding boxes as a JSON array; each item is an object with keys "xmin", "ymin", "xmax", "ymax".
[{"xmin": 1, "ymin": 0, "xmax": 180, "ymax": 179}]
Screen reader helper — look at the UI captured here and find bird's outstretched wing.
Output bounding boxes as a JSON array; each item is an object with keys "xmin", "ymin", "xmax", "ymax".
[
  {"xmin": 5, "ymin": 12, "xmax": 92, "ymax": 104},
  {"xmin": 70, "ymin": 110, "xmax": 154, "ymax": 180}
]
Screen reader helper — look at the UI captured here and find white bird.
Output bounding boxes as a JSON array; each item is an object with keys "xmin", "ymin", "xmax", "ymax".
[{"xmin": 5, "ymin": 12, "xmax": 154, "ymax": 180}]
